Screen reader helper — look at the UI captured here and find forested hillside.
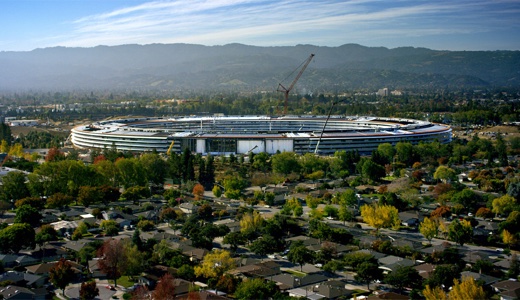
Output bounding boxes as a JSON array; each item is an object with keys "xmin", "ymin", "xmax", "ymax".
[{"xmin": 0, "ymin": 43, "xmax": 518, "ymax": 92}]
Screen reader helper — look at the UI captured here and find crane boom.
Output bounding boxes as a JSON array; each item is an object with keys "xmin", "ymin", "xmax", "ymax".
[{"xmin": 277, "ymin": 54, "xmax": 315, "ymax": 115}]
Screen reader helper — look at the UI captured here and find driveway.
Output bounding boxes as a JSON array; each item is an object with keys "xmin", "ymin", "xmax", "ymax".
[{"xmin": 65, "ymin": 282, "xmax": 121, "ymax": 300}]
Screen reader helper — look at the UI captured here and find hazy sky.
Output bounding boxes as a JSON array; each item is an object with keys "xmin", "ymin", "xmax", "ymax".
[{"xmin": 1, "ymin": 0, "xmax": 519, "ymax": 52}]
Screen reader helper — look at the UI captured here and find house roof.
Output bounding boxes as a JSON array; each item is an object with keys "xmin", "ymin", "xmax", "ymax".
[
  {"xmin": 0, "ymin": 285, "xmax": 34, "ymax": 300},
  {"xmin": 499, "ymin": 287, "xmax": 520, "ymax": 300},
  {"xmin": 0, "ymin": 271, "xmax": 43, "ymax": 286},
  {"xmin": 286, "ymin": 236, "xmax": 321, "ymax": 246},
  {"xmin": 25, "ymin": 260, "xmax": 83, "ymax": 275},
  {"xmin": 414, "ymin": 263, "xmax": 436, "ymax": 279},
  {"xmin": 174, "ymin": 290, "xmax": 228, "ymax": 300},
  {"xmin": 378, "ymin": 255, "xmax": 412, "ymax": 266},
  {"xmin": 229, "ymin": 260, "xmax": 280, "ymax": 278},
  {"xmin": 0, "ymin": 254, "xmax": 18, "ymax": 264},
  {"xmin": 492, "ymin": 279, "xmax": 520, "ymax": 292},
  {"xmin": 460, "ymin": 271, "xmax": 500, "ymax": 285},
  {"xmin": 314, "ymin": 281, "xmax": 354, "ymax": 299},
  {"xmin": 351, "ymin": 249, "xmax": 387, "ymax": 260},
  {"xmin": 367, "ymin": 291, "xmax": 408, "ymax": 300}
]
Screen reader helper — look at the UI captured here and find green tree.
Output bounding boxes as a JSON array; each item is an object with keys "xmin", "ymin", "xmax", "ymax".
[
  {"xmin": 46, "ymin": 192, "xmax": 73, "ymax": 210},
  {"xmin": 124, "ymin": 242, "xmax": 144, "ymax": 280},
  {"xmin": 0, "ymin": 223, "xmax": 35, "ymax": 253},
  {"xmin": 287, "ymin": 240, "xmax": 314, "ymax": 271},
  {"xmin": 177, "ymin": 264, "xmax": 195, "ymax": 281},
  {"xmin": 355, "ymin": 261, "xmax": 383, "ymax": 291},
  {"xmin": 49, "ymin": 258, "xmax": 75, "ymax": 295},
  {"xmin": 0, "ymin": 171, "xmax": 30, "ymax": 203},
  {"xmin": 77, "ymin": 186, "xmax": 103, "ymax": 207},
  {"xmin": 15, "ymin": 204, "xmax": 41, "ymax": 227},
  {"xmin": 384, "ymin": 265, "xmax": 422, "ymax": 291},
  {"xmin": 212, "ymin": 185, "xmax": 222, "ymax": 198},
  {"xmin": 223, "ymin": 232, "xmax": 246, "ymax": 252},
  {"xmin": 395, "ymin": 142, "xmax": 415, "ymax": 166},
  {"xmin": 433, "ymin": 165, "xmax": 457, "ymax": 183},
  {"xmin": 234, "ymin": 278, "xmax": 277, "ymax": 300},
  {"xmin": 139, "ymin": 152, "xmax": 167, "ymax": 186},
  {"xmin": 361, "ymin": 159, "xmax": 386, "ymax": 182},
  {"xmin": 448, "ymin": 219, "xmax": 473, "ymax": 246},
  {"xmin": 0, "ymin": 122, "xmax": 12, "ymax": 146},
  {"xmin": 338, "ymin": 204, "xmax": 353, "ymax": 225},
  {"xmin": 377, "ymin": 143, "xmax": 395, "ymax": 163},
  {"xmin": 35, "ymin": 224, "xmax": 58, "ymax": 259},
  {"xmin": 492, "ymin": 195, "xmax": 517, "ymax": 216},
  {"xmin": 249, "ymin": 235, "xmax": 279, "ymax": 257},
  {"xmin": 451, "ymin": 189, "xmax": 478, "ymax": 209},
  {"xmin": 252, "ymin": 152, "xmax": 271, "ymax": 173},
  {"xmin": 120, "ymin": 186, "xmax": 150, "ymax": 204},
  {"xmin": 337, "ymin": 189, "xmax": 357, "ymax": 206},
  {"xmin": 271, "ymin": 152, "xmax": 300, "ymax": 175},
  {"xmin": 115, "ymin": 157, "xmax": 147, "ymax": 189}
]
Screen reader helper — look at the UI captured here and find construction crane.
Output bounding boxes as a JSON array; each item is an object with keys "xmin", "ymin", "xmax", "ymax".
[
  {"xmin": 277, "ymin": 53, "xmax": 315, "ymax": 115},
  {"xmin": 166, "ymin": 140, "xmax": 175, "ymax": 156}
]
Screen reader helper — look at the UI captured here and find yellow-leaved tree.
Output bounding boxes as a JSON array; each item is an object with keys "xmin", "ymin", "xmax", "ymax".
[
  {"xmin": 0, "ymin": 140, "xmax": 9, "ymax": 153},
  {"xmin": 7, "ymin": 143, "xmax": 23, "ymax": 157},
  {"xmin": 449, "ymin": 276, "xmax": 486, "ymax": 300},
  {"xmin": 419, "ymin": 217, "xmax": 438, "ymax": 244},
  {"xmin": 503, "ymin": 229, "xmax": 517, "ymax": 249},
  {"xmin": 194, "ymin": 249, "xmax": 235, "ymax": 279},
  {"xmin": 360, "ymin": 204, "xmax": 400, "ymax": 234},
  {"xmin": 423, "ymin": 276, "xmax": 485, "ymax": 300},
  {"xmin": 423, "ymin": 285, "xmax": 447, "ymax": 300},
  {"xmin": 240, "ymin": 210, "xmax": 264, "ymax": 233}
]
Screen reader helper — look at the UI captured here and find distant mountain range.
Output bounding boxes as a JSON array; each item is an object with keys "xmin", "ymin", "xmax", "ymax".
[{"xmin": 0, "ymin": 43, "xmax": 519, "ymax": 92}]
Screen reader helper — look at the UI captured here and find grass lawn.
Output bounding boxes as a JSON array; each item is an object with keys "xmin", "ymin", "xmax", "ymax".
[
  {"xmin": 109, "ymin": 276, "xmax": 136, "ymax": 288},
  {"xmin": 284, "ymin": 269, "xmax": 306, "ymax": 278}
]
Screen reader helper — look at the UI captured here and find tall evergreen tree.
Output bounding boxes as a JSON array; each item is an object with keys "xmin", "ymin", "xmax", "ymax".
[{"xmin": 0, "ymin": 122, "xmax": 12, "ymax": 146}]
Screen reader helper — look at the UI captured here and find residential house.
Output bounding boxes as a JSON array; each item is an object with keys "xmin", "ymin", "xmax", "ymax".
[
  {"xmin": 492, "ymin": 279, "xmax": 520, "ymax": 300},
  {"xmin": 0, "ymin": 285, "xmax": 37, "ymax": 300},
  {"xmin": 460, "ymin": 271, "xmax": 500, "ymax": 286},
  {"xmin": 138, "ymin": 265, "xmax": 176, "ymax": 289},
  {"xmin": 312, "ymin": 280, "xmax": 354, "ymax": 299},
  {"xmin": 414, "ymin": 263, "xmax": 436, "ymax": 279},
  {"xmin": 49, "ymin": 220, "xmax": 79, "ymax": 237},
  {"xmin": 0, "ymin": 271, "xmax": 45, "ymax": 287},
  {"xmin": 88, "ymin": 258, "xmax": 106, "ymax": 279},
  {"xmin": 179, "ymin": 203, "xmax": 199, "ymax": 215},
  {"xmin": 26, "ymin": 260, "xmax": 84, "ymax": 281},
  {"xmin": 0, "ymin": 254, "xmax": 19, "ymax": 268},
  {"xmin": 15, "ymin": 255, "xmax": 39, "ymax": 267},
  {"xmin": 228, "ymin": 261, "xmax": 281, "ymax": 279},
  {"xmin": 367, "ymin": 291, "xmax": 408, "ymax": 300},
  {"xmin": 398, "ymin": 211, "xmax": 423, "ymax": 227},
  {"xmin": 378, "ymin": 255, "xmax": 415, "ymax": 273},
  {"xmin": 287, "ymin": 287, "xmax": 325, "ymax": 300},
  {"xmin": 174, "ymin": 290, "xmax": 228, "ymax": 300},
  {"xmin": 286, "ymin": 236, "xmax": 320, "ymax": 247},
  {"xmin": 213, "ymin": 219, "xmax": 241, "ymax": 233},
  {"xmin": 270, "ymin": 273, "xmax": 329, "ymax": 291}
]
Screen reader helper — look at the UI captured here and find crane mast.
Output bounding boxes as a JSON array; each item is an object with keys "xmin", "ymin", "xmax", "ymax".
[{"xmin": 277, "ymin": 53, "xmax": 315, "ymax": 115}]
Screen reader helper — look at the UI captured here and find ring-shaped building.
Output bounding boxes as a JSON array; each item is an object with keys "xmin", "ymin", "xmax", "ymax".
[{"xmin": 70, "ymin": 115, "xmax": 452, "ymax": 155}]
